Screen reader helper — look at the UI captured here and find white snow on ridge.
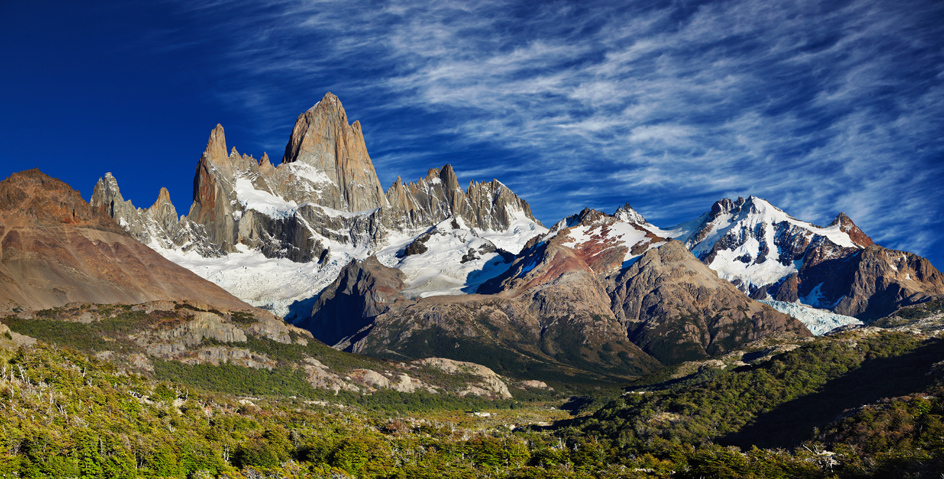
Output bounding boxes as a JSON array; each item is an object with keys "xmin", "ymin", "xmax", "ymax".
[
  {"xmin": 677, "ymin": 197, "xmax": 857, "ymax": 250},
  {"xmin": 475, "ymin": 209, "xmax": 547, "ymax": 254},
  {"xmin": 706, "ymin": 237, "xmax": 798, "ymax": 289},
  {"xmin": 150, "ymin": 210, "xmax": 544, "ymax": 317},
  {"xmin": 561, "ymin": 220, "xmax": 668, "ymax": 264},
  {"xmin": 658, "ymin": 197, "xmax": 862, "ymax": 294},
  {"xmin": 374, "ymin": 217, "xmax": 529, "ymax": 299},
  {"xmin": 761, "ymin": 300, "xmax": 862, "ymax": 335}
]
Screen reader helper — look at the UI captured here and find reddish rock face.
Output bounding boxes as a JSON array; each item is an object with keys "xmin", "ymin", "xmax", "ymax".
[
  {"xmin": 187, "ymin": 124, "xmax": 239, "ymax": 252},
  {"xmin": 0, "ymin": 169, "xmax": 249, "ymax": 312},
  {"xmin": 829, "ymin": 212, "xmax": 874, "ymax": 248},
  {"xmin": 304, "ymin": 235, "xmax": 661, "ymax": 382},
  {"xmin": 1, "ymin": 168, "xmax": 125, "ymax": 232},
  {"xmin": 565, "ymin": 220, "xmax": 663, "ymax": 275}
]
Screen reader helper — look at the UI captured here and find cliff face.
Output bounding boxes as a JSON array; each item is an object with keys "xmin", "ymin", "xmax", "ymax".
[
  {"xmin": 90, "ymin": 173, "xmax": 218, "ymax": 257},
  {"xmin": 297, "ymin": 256, "xmax": 408, "ymax": 348},
  {"xmin": 280, "ymin": 93, "xmax": 388, "ymax": 212},
  {"xmin": 386, "ymin": 166, "xmax": 539, "ymax": 233},
  {"xmin": 304, "ymin": 250, "xmax": 661, "ymax": 383},
  {"xmin": 0, "ymin": 169, "xmax": 249, "ymax": 312},
  {"xmin": 187, "ymin": 124, "xmax": 240, "ymax": 253},
  {"xmin": 800, "ymin": 245, "xmax": 944, "ymax": 321},
  {"xmin": 482, "ymin": 212, "xmax": 809, "ymax": 365}
]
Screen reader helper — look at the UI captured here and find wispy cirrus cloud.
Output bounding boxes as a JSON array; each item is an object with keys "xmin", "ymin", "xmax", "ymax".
[{"xmin": 164, "ymin": 0, "xmax": 944, "ymax": 263}]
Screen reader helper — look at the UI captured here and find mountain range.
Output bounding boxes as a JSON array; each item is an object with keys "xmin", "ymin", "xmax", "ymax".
[{"xmin": 9, "ymin": 92, "xmax": 943, "ymax": 380}]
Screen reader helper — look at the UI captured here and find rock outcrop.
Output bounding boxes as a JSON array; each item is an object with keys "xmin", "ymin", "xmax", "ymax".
[
  {"xmin": 799, "ymin": 245, "xmax": 944, "ymax": 320},
  {"xmin": 280, "ymin": 93, "xmax": 388, "ymax": 212},
  {"xmin": 90, "ymin": 173, "xmax": 218, "ymax": 256},
  {"xmin": 298, "ymin": 256, "xmax": 407, "ymax": 348},
  {"xmin": 414, "ymin": 358, "xmax": 512, "ymax": 399},
  {"xmin": 306, "ymin": 252, "xmax": 661, "ymax": 382},
  {"xmin": 607, "ymin": 240, "xmax": 811, "ymax": 363},
  {"xmin": 3, "ymin": 301, "xmax": 519, "ymax": 398},
  {"xmin": 186, "ymin": 124, "xmax": 241, "ymax": 253},
  {"xmin": 305, "ymin": 205, "xmax": 811, "ymax": 376}
]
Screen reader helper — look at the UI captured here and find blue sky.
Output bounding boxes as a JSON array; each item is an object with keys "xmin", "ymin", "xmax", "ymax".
[{"xmin": 2, "ymin": 0, "xmax": 943, "ymax": 268}]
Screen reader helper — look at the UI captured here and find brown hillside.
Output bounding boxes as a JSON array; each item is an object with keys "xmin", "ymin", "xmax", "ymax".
[{"xmin": 0, "ymin": 169, "xmax": 249, "ymax": 312}]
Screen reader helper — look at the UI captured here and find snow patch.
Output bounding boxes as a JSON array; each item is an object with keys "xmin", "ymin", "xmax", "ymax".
[
  {"xmin": 474, "ymin": 210, "xmax": 547, "ymax": 255},
  {"xmin": 233, "ymin": 178, "xmax": 298, "ymax": 218},
  {"xmin": 287, "ymin": 162, "xmax": 334, "ymax": 186}
]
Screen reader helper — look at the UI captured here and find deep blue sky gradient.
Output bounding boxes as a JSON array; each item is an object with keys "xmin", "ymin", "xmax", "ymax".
[{"xmin": 2, "ymin": 0, "xmax": 943, "ymax": 268}]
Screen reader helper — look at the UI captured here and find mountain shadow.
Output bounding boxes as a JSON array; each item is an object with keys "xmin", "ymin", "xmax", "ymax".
[{"xmin": 720, "ymin": 338, "xmax": 944, "ymax": 449}]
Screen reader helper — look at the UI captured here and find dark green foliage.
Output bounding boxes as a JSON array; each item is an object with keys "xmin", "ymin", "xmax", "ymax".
[
  {"xmin": 585, "ymin": 333, "xmax": 932, "ymax": 449},
  {"xmin": 872, "ymin": 298, "xmax": 944, "ymax": 327},
  {"xmin": 387, "ymin": 323, "xmax": 656, "ymax": 386},
  {"xmin": 385, "ymin": 326, "xmax": 572, "ymax": 383},
  {"xmin": 338, "ymin": 388, "xmax": 519, "ymax": 413},
  {"xmin": 0, "ymin": 329, "xmax": 942, "ymax": 478},
  {"xmin": 153, "ymin": 360, "xmax": 317, "ymax": 398},
  {"xmin": 230, "ymin": 310, "xmax": 257, "ymax": 325},
  {"xmin": 3, "ymin": 312, "xmax": 154, "ymax": 354}
]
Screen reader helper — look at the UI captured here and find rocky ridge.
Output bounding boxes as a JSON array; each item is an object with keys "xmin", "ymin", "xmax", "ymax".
[
  {"xmin": 93, "ymin": 92, "xmax": 542, "ymax": 266},
  {"xmin": 0, "ymin": 169, "xmax": 249, "ymax": 312},
  {"xmin": 82, "ymin": 92, "xmax": 942, "ymax": 375},
  {"xmin": 303, "ymin": 245, "xmax": 662, "ymax": 382},
  {"xmin": 606, "ymin": 241, "xmax": 810, "ymax": 363},
  {"xmin": 91, "ymin": 93, "xmax": 545, "ymax": 316}
]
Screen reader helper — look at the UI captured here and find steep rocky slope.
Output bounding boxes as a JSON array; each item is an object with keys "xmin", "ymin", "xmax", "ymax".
[
  {"xmin": 93, "ymin": 93, "xmax": 542, "ymax": 264},
  {"xmin": 303, "ymin": 250, "xmax": 661, "ymax": 383},
  {"xmin": 84, "ymin": 92, "xmax": 941, "ymax": 361},
  {"xmin": 801, "ymin": 245, "xmax": 944, "ymax": 320},
  {"xmin": 607, "ymin": 241, "xmax": 810, "ymax": 363},
  {"xmin": 494, "ymin": 210, "xmax": 809, "ymax": 363},
  {"xmin": 305, "ymin": 208, "xmax": 807, "ymax": 374},
  {"xmin": 0, "ymin": 169, "xmax": 248, "ymax": 312}
]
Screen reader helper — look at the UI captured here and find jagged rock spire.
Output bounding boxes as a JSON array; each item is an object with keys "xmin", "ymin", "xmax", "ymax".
[
  {"xmin": 614, "ymin": 203, "xmax": 647, "ymax": 224},
  {"xmin": 281, "ymin": 92, "xmax": 388, "ymax": 212},
  {"xmin": 188, "ymin": 124, "xmax": 239, "ymax": 252}
]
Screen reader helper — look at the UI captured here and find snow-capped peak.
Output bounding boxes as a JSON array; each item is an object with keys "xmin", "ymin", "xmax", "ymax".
[{"xmin": 666, "ymin": 196, "xmax": 867, "ymax": 300}]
